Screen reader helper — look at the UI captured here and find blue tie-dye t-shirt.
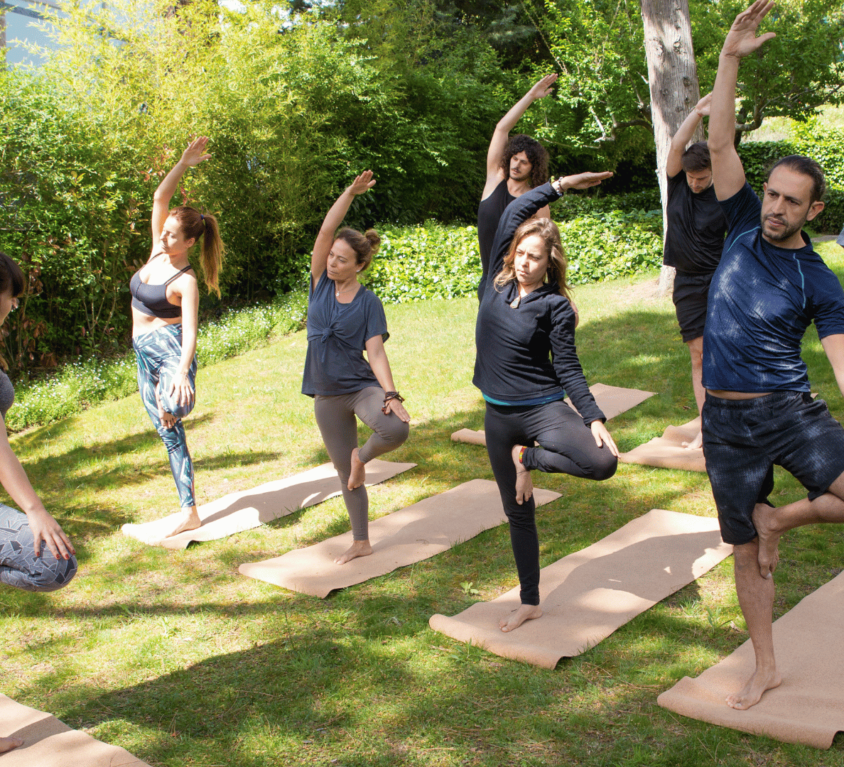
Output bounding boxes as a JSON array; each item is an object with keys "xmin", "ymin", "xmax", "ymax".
[{"xmin": 702, "ymin": 182, "xmax": 844, "ymax": 393}]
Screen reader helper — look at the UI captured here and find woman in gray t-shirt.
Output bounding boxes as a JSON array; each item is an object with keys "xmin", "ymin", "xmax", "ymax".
[
  {"xmin": 0, "ymin": 252, "xmax": 77, "ymax": 755},
  {"xmin": 303, "ymin": 172, "xmax": 410, "ymax": 565}
]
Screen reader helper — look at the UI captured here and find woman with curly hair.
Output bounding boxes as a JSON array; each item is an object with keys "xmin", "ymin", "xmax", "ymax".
[
  {"xmin": 303, "ymin": 171, "xmax": 410, "ymax": 565},
  {"xmin": 122, "ymin": 136, "xmax": 224, "ymax": 544},
  {"xmin": 474, "ymin": 171, "xmax": 619, "ymax": 633}
]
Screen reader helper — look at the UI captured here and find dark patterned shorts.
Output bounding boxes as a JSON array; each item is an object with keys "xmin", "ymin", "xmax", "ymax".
[
  {"xmin": 703, "ymin": 391, "xmax": 844, "ymax": 545},
  {"xmin": 673, "ymin": 271, "xmax": 713, "ymax": 343}
]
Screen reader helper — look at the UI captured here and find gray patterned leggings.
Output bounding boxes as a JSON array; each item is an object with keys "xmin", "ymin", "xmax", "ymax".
[
  {"xmin": 0, "ymin": 504, "xmax": 78, "ymax": 592},
  {"xmin": 314, "ymin": 387, "xmax": 410, "ymax": 540},
  {"xmin": 133, "ymin": 323, "xmax": 198, "ymax": 508}
]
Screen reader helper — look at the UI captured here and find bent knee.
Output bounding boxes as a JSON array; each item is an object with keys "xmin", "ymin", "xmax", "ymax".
[
  {"xmin": 31, "ymin": 555, "xmax": 78, "ymax": 592},
  {"xmin": 386, "ymin": 420, "xmax": 410, "ymax": 446},
  {"xmin": 591, "ymin": 454, "xmax": 618, "ymax": 482}
]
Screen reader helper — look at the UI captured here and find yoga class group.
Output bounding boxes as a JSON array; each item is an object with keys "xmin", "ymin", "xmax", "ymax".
[{"xmin": 3, "ymin": 1, "xmax": 844, "ymax": 753}]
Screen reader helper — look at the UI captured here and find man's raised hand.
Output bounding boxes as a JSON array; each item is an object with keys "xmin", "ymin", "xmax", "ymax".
[{"xmin": 722, "ymin": 0, "xmax": 776, "ymax": 60}]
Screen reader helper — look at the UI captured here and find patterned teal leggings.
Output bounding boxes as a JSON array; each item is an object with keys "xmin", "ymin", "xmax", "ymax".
[{"xmin": 133, "ymin": 324, "xmax": 197, "ymax": 508}]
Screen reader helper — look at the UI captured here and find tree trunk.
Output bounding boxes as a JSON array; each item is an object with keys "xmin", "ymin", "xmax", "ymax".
[{"xmin": 640, "ymin": 0, "xmax": 703, "ymax": 296}]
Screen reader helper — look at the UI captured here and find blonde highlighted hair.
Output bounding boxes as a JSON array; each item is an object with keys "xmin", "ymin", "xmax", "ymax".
[
  {"xmin": 168, "ymin": 206, "xmax": 225, "ymax": 297},
  {"xmin": 493, "ymin": 218, "xmax": 571, "ymax": 300}
]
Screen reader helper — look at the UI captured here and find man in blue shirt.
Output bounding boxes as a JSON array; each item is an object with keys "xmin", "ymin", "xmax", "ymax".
[{"xmin": 704, "ymin": 0, "xmax": 844, "ymax": 711}]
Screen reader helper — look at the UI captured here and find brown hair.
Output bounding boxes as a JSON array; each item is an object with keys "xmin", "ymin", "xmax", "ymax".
[
  {"xmin": 682, "ymin": 141, "xmax": 712, "ymax": 173},
  {"xmin": 769, "ymin": 154, "xmax": 827, "ymax": 204},
  {"xmin": 493, "ymin": 218, "xmax": 571, "ymax": 300},
  {"xmin": 335, "ymin": 227, "xmax": 381, "ymax": 272},
  {"xmin": 501, "ymin": 134, "xmax": 549, "ymax": 189},
  {"xmin": 0, "ymin": 252, "xmax": 26, "ymax": 298},
  {"xmin": 167, "ymin": 206, "xmax": 225, "ymax": 297}
]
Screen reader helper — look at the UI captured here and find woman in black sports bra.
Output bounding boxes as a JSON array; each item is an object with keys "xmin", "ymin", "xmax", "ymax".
[{"xmin": 121, "ymin": 136, "xmax": 225, "ymax": 545}]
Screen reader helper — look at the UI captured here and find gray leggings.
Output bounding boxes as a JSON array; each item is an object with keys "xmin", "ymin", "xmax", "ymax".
[
  {"xmin": 314, "ymin": 387, "xmax": 410, "ymax": 540},
  {"xmin": 0, "ymin": 503, "xmax": 77, "ymax": 592}
]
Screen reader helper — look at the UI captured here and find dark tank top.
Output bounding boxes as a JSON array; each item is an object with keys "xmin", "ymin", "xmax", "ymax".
[
  {"xmin": 477, "ymin": 179, "xmax": 514, "ymax": 300},
  {"xmin": 130, "ymin": 261, "xmax": 193, "ymax": 319}
]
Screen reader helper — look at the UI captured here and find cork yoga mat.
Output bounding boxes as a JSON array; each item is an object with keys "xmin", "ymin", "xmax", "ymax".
[
  {"xmin": 121, "ymin": 459, "xmax": 416, "ymax": 550},
  {"xmin": 619, "ymin": 418, "xmax": 706, "ymax": 473},
  {"xmin": 0, "ymin": 694, "xmax": 151, "ymax": 766},
  {"xmin": 658, "ymin": 569, "xmax": 844, "ymax": 748},
  {"xmin": 451, "ymin": 384, "xmax": 655, "ymax": 446},
  {"xmin": 429, "ymin": 509, "xmax": 732, "ymax": 668},
  {"xmin": 239, "ymin": 479, "xmax": 561, "ymax": 598}
]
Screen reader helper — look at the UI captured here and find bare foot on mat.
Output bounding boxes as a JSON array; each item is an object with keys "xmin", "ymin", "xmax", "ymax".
[
  {"xmin": 500, "ymin": 604, "xmax": 543, "ymax": 633},
  {"xmin": 682, "ymin": 430, "xmax": 703, "ymax": 450},
  {"xmin": 122, "ymin": 507, "xmax": 201, "ymax": 545},
  {"xmin": 0, "ymin": 736, "xmax": 24, "ymax": 754},
  {"xmin": 511, "ymin": 445, "xmax": 533, "ymax": 505},
  {"xmin": 348, "ymin": 448, "xmax": 366, "ymax": 490},
  {"xmin": 334, "ymin": 539, "xmax": 372, "ymax": 565},
  {"xmin": 726, "ymin": 666, "xmax": 782, "ymax": 710},
  {"xmin": 752, "ymin": 503, "xmax": 782, "ymax": 578}
]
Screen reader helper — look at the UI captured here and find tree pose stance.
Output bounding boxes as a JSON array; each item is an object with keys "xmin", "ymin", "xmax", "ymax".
[
  {"xmin": 122, "ymin": 137, "xmax": 224, "ymax": 545},
  {"xmin": 303, "ymin": 172, "xmax": 410, "ymax": 565},
  {"xmin": 0, "ymin": 253, "xmax": 77, "ymax": 755},
  {"xmin": 664, "ymin": 93, "xmax": 728, "ymax": 450},
  {"xmin": 705, "ymin": 0, "xmax": 844, "ymax": 710},
  {"xmin": 474, "ymin": 174, "xmax": 618, "ymax": 633}
]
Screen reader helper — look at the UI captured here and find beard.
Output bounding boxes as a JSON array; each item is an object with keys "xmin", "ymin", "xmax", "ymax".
[
  {"xmin": 761, "ymin": 213, "xmax": 805, "ymax": 243},
  {"xmin": 510, "ymin": 168, "xmax": 531, "ymax": 183}
]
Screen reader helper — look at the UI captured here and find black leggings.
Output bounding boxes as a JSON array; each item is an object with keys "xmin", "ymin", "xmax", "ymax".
[{"xmin": 484, "ymin": 399, "xmax": 617, "ymax": 605}]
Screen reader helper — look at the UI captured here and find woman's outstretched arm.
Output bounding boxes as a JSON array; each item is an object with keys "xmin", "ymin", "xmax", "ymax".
[
  {"xmin": 311, "ymin": 171, "xmax": 376, "ymax": 289},
  {"xmin": 151, "ymin": 136, "xmax": 212, "ymax": 245}
]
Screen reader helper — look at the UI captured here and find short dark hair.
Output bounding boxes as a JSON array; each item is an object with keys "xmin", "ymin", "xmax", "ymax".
[
  {"xmin": 768, "ymin": 155, "xmax": 827, "ymax": 204},
  {"xmin": 0, "ymin": 252, "xmax": 25, "ymax": 298},
  {"xmin": 681, "ymin": 142, "xmax": 711, "ymax": 173},
  {"xmin": 501, "ymin": 134, "xmax": 549, "ymax": 189}
]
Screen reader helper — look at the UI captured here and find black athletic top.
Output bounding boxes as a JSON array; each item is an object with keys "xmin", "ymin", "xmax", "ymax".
[
  {"xmin": 477, "ymin": 179, "xmax": 515, "ymax": 300},
  {"xmin": 131, "ymin": 257, "xmax": 193, "ymax": 319},
  {"xmin": 664, "ymin": 170, "xmax": 728, "ymax": 274},
  {"xmin": 473, "ymin": 183, "xmax": 605, "ymax": 425}
]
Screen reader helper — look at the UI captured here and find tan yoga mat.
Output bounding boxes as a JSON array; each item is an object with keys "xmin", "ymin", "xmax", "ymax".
[
  {"xmin": 122, "ymin": 459, "xmax": 416, "ymax": 550},
  {"xmin": 429, "ymin": 509, "xmax": 732, "ymax": 668},
  {"xmin": 619, "ymin": 418, "xmax": 705, "ymax": 473},
  {"xmin": 239, "ymin": 479, "xmax": 561, "ymax": 597},
  {"xmin": 451, "ymin": 384, "xmax": 655, "ymax": 446},
  {"xmin": 0, "ymin": 694, "xmax": 151, "ymax": 766},
  {"xmin": 658, "ymin": 569, "xmax": 844, "ymax": 748}
]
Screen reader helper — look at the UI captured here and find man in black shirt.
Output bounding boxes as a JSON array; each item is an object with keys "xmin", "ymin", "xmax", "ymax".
[
  {"xmin": 477, "ymin": 75, "xmax": 555, "ymax": 299},
  {"xmin": 664, "ymin": 93, "xmax": 729, "ymax": 449}
]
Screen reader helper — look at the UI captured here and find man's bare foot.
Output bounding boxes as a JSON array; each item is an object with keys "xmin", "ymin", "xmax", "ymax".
[
  {"xmin": 511, "ymin": 445, "xmax": 533, "ymax": 505},
  {"xmin": 0, "ymin": 736, "xmax": 24, "ymax": 754},
  {"xmin": 121, "ymin": 507, "xmax": 201, "ymax": 545},
  {"xmin": 682, "ymin": 430, "xmax": 703, "ymax": 450},
  {"xmin": 334, "ymin": 539, "xmax": 372, "ymax": 565},
  {"xmin": 752, "ymin": 503, "xmax": 782, "ymax": 578},
  {"xmin": 726, "ymin": 666, "xmax": 782, "ymax": 710},
  {"xmin": 155, "ymin": 386, "xmax": 177, "ymax": 429},
  {"xmin": 348, "ymin": 448, "xmax": 366, "ymax": 490},
  {"xmin": 500, "ymin": 603, "xmax": 543, "ymax": 633}
]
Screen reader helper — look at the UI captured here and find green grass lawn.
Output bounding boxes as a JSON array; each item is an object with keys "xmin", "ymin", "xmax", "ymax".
[{"xmin": 4, "ymin": 247, "xmax": 844, "ymax": 766}]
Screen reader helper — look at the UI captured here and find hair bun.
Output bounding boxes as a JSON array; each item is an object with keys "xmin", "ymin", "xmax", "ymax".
[{"xmin": 365, "ymin": 229, "xmax": 381, "ymax": 256}]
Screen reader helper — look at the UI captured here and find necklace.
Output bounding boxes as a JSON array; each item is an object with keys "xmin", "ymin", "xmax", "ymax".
[{"xmin": 335, "ymin": 284, "xmax": 358, "ymax": 298}]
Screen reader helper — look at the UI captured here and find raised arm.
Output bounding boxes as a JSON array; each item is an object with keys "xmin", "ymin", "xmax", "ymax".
[
  {"xmin": 487, "ymin": 172, "xmax": 613, "ymax": 280},
  {"xmin": 483, "ymin": 74, "xmax": 558, "ymax": 199},
  {"xmin": 311, "ymin": 171, "xmax": 376, "ymax": 289},
  {"xmin": 709, "ymin": 0, "xmax": 776, "ymax": 201},
  {"xmin": 152, "ymin": 137, "xmax": 212, "ymax": 244},
  {"xmin": 667, "ymin": 94, "xmax": 711, "ymax": 178}
]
